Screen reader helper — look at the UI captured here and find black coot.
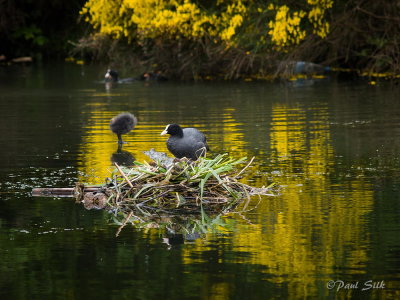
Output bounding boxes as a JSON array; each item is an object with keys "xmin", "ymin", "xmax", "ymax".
[
  {"xmin": 139, "ymin": 71, "xmax": 168, "ymax": 81},
  {"xmin": 110, "ymin": 113, "xmax": 137, "ymax": 144},
  {"xmin": 161, "ymin": 124, "xmax": 209, "ymax": 160},
  {"xmin": 105, "ymin": 69, "xmax": 119, "ymax": 82}
]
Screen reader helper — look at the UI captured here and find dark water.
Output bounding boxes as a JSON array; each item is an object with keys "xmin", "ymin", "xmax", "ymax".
[{"xmin": 1, "ymin": 63, "xmax": 400, "ymax": 299}]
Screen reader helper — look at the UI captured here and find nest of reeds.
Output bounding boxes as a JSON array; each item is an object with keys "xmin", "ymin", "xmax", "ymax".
[{"xmin": 76, "ymin": 150, "xmax": 275, "ymax": 220}]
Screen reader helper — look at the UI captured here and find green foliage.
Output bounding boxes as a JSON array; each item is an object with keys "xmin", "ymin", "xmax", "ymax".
[
  {"xmin": 13, "ymin": 25, "xmax": 48, "ymax": 46},
  {"xmin": 0, "ymin": 0, "xmax": 86, "ymax": 58}
]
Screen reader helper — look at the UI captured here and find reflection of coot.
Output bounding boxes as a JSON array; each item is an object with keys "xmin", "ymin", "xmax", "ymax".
[
  {"xmin": 110, "ymin": 112, "xmax": 137, "ymax": 144},
  {"xmin": 162, "ymin": 233, "xmax": 184, "ymax": 249},
  {"xmin": 162, "ymin": 232, "xmax": 201, "ymax": 248},
  {"xmin": 111, "ymin": 147, "xmax": 135, "ymax": 166},
  {"xmin": 163, "ymin": 234, "xmax": 184, "ymax": 246},
  {"xmin": 161, "ymin": 123, "xmax": 209, "ymax": 160},
  {"xmin": 184, "ymin": 232, "xmax": 201, "ymax": 241}
]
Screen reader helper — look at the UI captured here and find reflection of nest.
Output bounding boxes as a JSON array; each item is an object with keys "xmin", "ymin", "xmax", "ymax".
[
  {"xmin": 83, "ymin": 192, "xmax": 108, "ymax": 210},
  {"xmin": 77, "ymin": 151, "xmax": 275, "ymax": 233}
]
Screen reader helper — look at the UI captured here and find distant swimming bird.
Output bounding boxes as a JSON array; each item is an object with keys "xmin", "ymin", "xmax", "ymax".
[
  {"xmin": 139, "ymin": 71, "xmax": 168, "ymax": 81},
  {"xmin": 161, "ymin": 124, "xmax": 209, "ymax": 160},
  {"xmin": 110, "ymin": 113, "xmax": 137, "ymax": 144},
  {"xmin": 105, "ymin": 69, "xmax": 137, "ymax": 85},
  {"xmin": 105, "ymin": 69, "xmax": 119, "ymax": 82}
]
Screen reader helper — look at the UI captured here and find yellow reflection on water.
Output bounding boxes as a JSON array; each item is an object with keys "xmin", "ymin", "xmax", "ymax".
[
  {"xmin": 181, "ymin": 102, "xmax": 377, "ymax": 298},
  {"xmin": 77, "ymin": 100, "xmax": 390, "ymax": 297},
  {"xmin": 213, "ymin": 108, "xmax": 246, "ymax": 155}
]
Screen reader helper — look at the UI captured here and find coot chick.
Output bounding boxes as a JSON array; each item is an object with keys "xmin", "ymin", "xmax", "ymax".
[
  {"xmin": 161, "ymin": 124, "xmax": 209, "ymax": 160},
  {"xmin": 105, "ymin": 69, "xmax": 119, "ymax": 82},
  {"xmin": 110, "ymin": 113, "xmax": 137, "ymax": 144}
]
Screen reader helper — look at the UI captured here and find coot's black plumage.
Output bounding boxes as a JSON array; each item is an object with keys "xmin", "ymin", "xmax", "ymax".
[
  {"xmin": 161, "ymin": 124, "xmax": 209, "ymax": 160},
  {"xmin": 105, "ymin": 69, "xmax": 119, "ymax": 82},
  {"xmin": 110, "ymin": 113, "xmax": 137, "ymax": 144}
]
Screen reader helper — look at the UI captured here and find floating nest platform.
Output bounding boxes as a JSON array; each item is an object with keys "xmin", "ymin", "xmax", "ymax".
[
  {"xmin": 75, "ymin": 150, "xmax": 275, "ymax": 216},
  {"xmin": 33, "ymin": 150, "xmax": 275, "ymax": 233}
]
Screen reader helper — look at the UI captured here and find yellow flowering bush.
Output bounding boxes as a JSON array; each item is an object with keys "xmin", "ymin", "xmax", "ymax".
[
  {"xmin": 80, "ymin": 0, "xmax": 133, "ymax": 39},
  {"xmin": 81, "ymin": 0, "xmax": 334, "ymax": 51},
  {"xmin": 77, "ymin": 0, "xmax": 400, "ymax": 80},
  {"xmin": 267, "ymin": 0, "xmax": 333, "ymax": 50},
  {"xmin": 268, "ymin": 5, "xmax": 307, "ymax": 49},
  {"xmin": 79, "ymin": 0, "xmax": 340, "ymax": 79},
  {"xmin": 81, "ymin": 0, "xmax": 247, "ymax": 43},
  {"xmin": 307, "ymin": 0, "xmax": 333, "ymax": 38}
]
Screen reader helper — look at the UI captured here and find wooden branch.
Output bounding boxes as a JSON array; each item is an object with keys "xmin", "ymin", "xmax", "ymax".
[
  {"xmin": 234, "ymin": 156, "xmax": 255, "ymax": 179},
  {"xmin": 116, "ymin": 211, "xmax": 134, "ymax": 237},
  {"xmin": 32, "ymin": 186, "xmax": 100, "ymax": 197},
  {"xmin": 114, "ymin": 162, "xmax": 134, "ymax": 188}
]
